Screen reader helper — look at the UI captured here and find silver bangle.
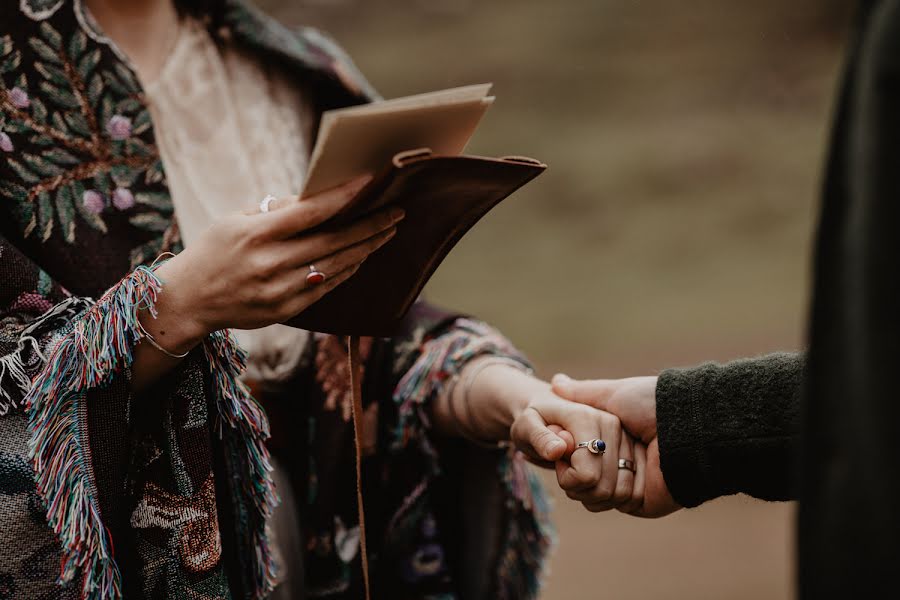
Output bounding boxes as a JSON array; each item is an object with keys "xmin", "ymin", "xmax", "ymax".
[{"xmin": 136, "ymin": 315, "xmax": 191, "ymax": 359}]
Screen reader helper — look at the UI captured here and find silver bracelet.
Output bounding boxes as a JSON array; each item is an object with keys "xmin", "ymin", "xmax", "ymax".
[
  {"xmin": 452, "ymin": 356, "xmax": 534, "ymax": 449},
  {"xmin": 136, "ymin": 314, "xmax": 191, "ymax": 359}
]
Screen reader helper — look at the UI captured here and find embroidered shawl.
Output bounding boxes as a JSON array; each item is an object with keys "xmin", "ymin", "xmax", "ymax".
[{"xmin": 0, "ymin": 1, "xmax": 552, "ymax": 598}]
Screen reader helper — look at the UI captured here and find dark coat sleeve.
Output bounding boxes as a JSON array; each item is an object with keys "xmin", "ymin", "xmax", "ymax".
[{"xmin": 655, "ymin": 352, "xmax": 804, "ymax": 507}]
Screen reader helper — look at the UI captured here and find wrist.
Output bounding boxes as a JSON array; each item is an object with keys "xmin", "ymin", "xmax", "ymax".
[
  {"xmin": 145, "ymin": 258, "xmax": 209, "ymax": 353},
  {"xmin": 462, "ymin": 358, "xmax": 538, "ymax": 435}
]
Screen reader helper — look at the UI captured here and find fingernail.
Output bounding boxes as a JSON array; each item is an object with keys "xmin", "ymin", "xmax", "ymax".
[
  {"xmin": 390, "ymin": 208, "xmax": 406, "ymax": 222},
  {"xmin": 552, "ymin": 373, "xmax": 571, "ymax": 387}
]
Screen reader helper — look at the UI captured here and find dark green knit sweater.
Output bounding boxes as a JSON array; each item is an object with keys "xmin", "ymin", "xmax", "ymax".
[{"xmin": 656, "ymin": 352, "xmax": 804, "ymax": 507}]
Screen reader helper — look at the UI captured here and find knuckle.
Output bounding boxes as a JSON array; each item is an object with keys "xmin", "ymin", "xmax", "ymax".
[{"xmin": 593, "ymin": 482, "xmax": 614, "ymax": 501}]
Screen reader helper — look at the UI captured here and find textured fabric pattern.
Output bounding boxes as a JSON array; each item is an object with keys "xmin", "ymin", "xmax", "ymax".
[{"xmin": 656, "ymin": 352, "xmax": 804, "ymax": 507}]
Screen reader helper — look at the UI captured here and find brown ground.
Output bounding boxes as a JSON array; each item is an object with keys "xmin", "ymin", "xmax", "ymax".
[{"xmin": 258, "ymin": 1, "xmax": 851, "ymax": 596}]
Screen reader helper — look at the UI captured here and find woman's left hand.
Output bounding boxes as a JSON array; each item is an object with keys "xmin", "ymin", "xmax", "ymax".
[{"xmin": 510, "ymin": 391, "xmax": 642, "ymax": 512}]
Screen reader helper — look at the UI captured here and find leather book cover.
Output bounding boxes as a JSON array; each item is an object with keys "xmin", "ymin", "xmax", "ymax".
[{"xmin": 286, "ymin": 149, "xmax": 546, "ymax": 336}]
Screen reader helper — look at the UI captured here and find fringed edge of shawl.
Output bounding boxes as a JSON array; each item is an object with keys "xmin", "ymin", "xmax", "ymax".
[
  {"xmin": 495, "ymin": 449, "xmax": 556, "ymax": 600},
  {"xmin": 22, "ymin": 265, "xmax": 279, "ymax": 599},
  {"xmin": 203, "ymin": 329, "xmax": 280, "ymax": 598},
  {"xmin": 23, "ymin": 266, "xmax": 162, "ymax": 599},
  {"xmin": 391, "ymin": 317, "xmax": 529, "ymax": 459}
]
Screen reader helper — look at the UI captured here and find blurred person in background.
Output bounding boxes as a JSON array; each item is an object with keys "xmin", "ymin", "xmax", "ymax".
[
  {"xmin": 521, "ymin": 0, "xmax": 900, "ymax": 597},
  {"xmin": 0, "ymin": 0, "xmax": 634, "ymax": 598}
]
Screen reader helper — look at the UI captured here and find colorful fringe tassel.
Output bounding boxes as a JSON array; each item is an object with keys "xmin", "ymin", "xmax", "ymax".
[
  {"xmin": 203, "ymin": 329, "xmax": 280, "ymax": 597},
  {"xmin": 24, "ymin": 267, "xmax": 162, "ymax": 599},
  {"xmin": 23, "ymin": 265, "xmax": 279, "ymax": 599}
]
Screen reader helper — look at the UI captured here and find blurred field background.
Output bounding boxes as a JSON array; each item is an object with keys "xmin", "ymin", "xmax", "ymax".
[{"xmin": 258, "ymin": 1, "xmax": 854, "ymax": 598}]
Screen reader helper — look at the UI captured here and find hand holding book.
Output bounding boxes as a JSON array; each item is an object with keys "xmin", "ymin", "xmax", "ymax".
[{"xmin": 287, "ymin": 84, "xmax": 546, "ymax": 336}]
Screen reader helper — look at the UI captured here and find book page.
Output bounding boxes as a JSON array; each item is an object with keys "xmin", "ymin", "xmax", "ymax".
[{"xmin": 302, "ymin": 86, "xmax": 494, "ymax": 198}]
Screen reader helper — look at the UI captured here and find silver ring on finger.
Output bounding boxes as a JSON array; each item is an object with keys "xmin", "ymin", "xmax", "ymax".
[
  {"xmin": 575, "ymin": 439, "xmax": 606, "ymax": 455},
  {"xmin": 306, "ymin": 264, "xmax": 326, "ymax": 285},
  {"xmin": 259, "ymin": 194, "xmax": 276, "ymax": 213},
  {"xmin": 618, "ymin": 458, "xmax": 636, "ymax": 473}
]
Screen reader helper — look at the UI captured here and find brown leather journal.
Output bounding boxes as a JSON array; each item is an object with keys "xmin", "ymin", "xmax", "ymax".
[{"xmin": 286, "ymin": 148, "xmax": 546, "ymax": 336}]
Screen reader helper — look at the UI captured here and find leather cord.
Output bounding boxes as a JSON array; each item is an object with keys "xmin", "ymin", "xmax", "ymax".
[{"xmin": 347, "ymin": 336, "xmax": 371, "ymax": 600}]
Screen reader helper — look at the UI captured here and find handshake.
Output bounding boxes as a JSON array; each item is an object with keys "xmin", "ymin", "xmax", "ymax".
[{"xmin": 508, "ymin": 374, "xmax": 680, "ymax": 518}]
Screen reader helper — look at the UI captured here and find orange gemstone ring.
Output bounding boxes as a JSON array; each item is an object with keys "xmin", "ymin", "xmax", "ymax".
[{"xmin": 306, "ymin": 264, "xmax": 326, "ymax": 285}]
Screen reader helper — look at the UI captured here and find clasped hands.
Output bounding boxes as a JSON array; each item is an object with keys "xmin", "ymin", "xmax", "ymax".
[{"xmin": 509, "ymin": 374, "xmax": 679, "ymax": 518}]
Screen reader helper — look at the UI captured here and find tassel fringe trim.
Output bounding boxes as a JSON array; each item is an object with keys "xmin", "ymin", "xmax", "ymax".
[{"xmin": 22, "ymin": 265, "xmax": 279, "ymax": 599}]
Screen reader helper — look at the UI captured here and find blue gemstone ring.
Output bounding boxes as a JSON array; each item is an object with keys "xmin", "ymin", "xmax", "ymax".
[{"xmin": 576, "ymin": 439, "xmax": 606, "ymax": 455}]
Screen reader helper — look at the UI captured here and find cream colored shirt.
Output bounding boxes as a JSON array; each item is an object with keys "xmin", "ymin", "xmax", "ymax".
[{"xmin": 142, "ymin": 18, "xmax": 314, "ymax": 384}]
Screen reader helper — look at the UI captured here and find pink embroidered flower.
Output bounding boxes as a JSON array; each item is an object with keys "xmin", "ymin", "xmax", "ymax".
[
  {"xmin": 9, "ymin": 87, "xmax": 30, "ymax": 109},
  {"xmin": 0, "ymin": 131, "xmax": 12, "ymax": 153},
  {"xmin": 112, "ymin": 187, "xmax": 135, "ymax": 211},
  {"xmin": 106, "ymin": 115, "xmax": 132, "ymax": 140},
  {"xmin": 82, "ymin": 190, "xmax": 106, "ymax": 214}
]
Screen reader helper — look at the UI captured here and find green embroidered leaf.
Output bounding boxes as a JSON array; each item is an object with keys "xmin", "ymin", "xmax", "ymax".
[
  {"xmin": 125, "ymin": 138, "xmax": 152, "ymax": 158},
  {"xmin": 0, "ymin": 36, "xmax": 12, "ymax": 57},
  {"xmin": 144, "ymin": 161, "xmax": 166, "ymax": 185},
  {"xmin": 133, "ymin": 109, "xmax": 152, "ymax": 135},
  {"xmin": 14, "ymin": 73, "xmax": 27, "ymax": 89},
  {"xmin": 0, "ymin": 180, "xmax": 29, "ymax": 203},
  {"xmin": 50, "ymin": 111, "xmax": 70, "ymax": 135},
  {"xmin": 71, "ymin": 181, "xmax": 107, "ymax": 234},
  {"xmin": 37, "ymin": 191, "xmax": 55, "ymax": 242},
  {"xmin": 34, "ymin": 61, "xmax": 68, "ymax": 87},
  {"xmin": 63, "ymin": 112, "xmax": 91, "ymax": 136},
  {"xmin": 39, "ymin": 23, "xmax": 64, "ymax": 51},
  {"xmin": 29, "ymin": 134, "xmax": 54, "ymax": 147},
  {"xmin": 101, "ymin": 72, "xmax": 130, "ymax": 97},
  {"xmin": 113, "ymin": 63, "xmax": 140, "ymax": 93},
  {"xmin": 2, "ymin": 119, "xmax": 31, "ymax": 134},
  {"xmin": 44, "ymin": 147, "xmax": 81, "ymax": 166},
  {"xmin": 39, "ymin": 81, "xmax": 79, "ymax": 110},
  {"xmin": 129, "ymin": 237, "xmax": 163, "ymax": 270},
  {"xmin": 22, "ymin": 152, "xmax": 63, "ymax": 178},
  {"xmin": 135, "ymin": 191, "xmax": 173, "ymax": 211},
  {"xmin": 11, "ymin": 200, "xmax": 36, "ymax": 238},
  {"xmin": 129, "ymin": 212, "xmax": 169, "ymax": 233},
  {"xmin": 78, "ymin": 49, "xmax": 101, "ymax": 81},
  {"xmin": 100, "ymin": 94, "xmax": 114, "ymax": 128},
  {"xmin": 0, "ymin": 50, "xmax": 22, "ymax": 74},
  {"xmin": 28, "ymin": 38, "xmax": 62, "ymax": 65},
  {"xmin": 31, "ymin": 97, "xmax": 48, "ymax": 124},
  {"xmin": 110, "ymin": 165, "xmax": 139, "ymax": 187},
  {"xmin": 68, "ymin": 30, "xmax": 87, "ymax": 62},
  {"xmin": 53, "ymin": 187, "xmax": 76, "ymax": 243},
  {"xmin": 116, "ymin": 97, "xmax": 142, "ymax": 114},
  {"xmin": 87, "ymin": 73, "xmax": 103, "ymax": 107},
  {"xmin": 93, "ymin": 171, "xmax": 111, "ymax": 194},
  {"xmin": 7, "ymin": 158, "xmax": 40, "ymax": 184}
]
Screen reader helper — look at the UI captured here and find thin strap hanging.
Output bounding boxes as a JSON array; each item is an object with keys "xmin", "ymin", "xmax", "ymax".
[{"xmin": 347, "ymin": 335, "xmax": 371, "ymax": 600}]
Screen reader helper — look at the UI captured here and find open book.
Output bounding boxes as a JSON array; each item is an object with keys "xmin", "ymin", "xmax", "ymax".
[{"xmin": 287, "ymin": 84, "xmax": 546, "ymax": 336}]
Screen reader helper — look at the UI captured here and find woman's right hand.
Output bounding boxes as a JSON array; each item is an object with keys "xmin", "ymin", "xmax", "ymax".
[{"xmin": 146, "ymin": 175, "xmax": 401, "ymax": 354}]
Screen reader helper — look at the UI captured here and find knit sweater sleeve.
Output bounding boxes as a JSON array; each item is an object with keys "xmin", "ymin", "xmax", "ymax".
[{"xmin": 655, "ymin": 352, "xmax": 804, "ymax": 507}]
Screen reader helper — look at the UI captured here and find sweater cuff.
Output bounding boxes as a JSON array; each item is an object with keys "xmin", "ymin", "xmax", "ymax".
[{"xmin": 656, "ymin": 366, "xmax": 717, "ymax": 508}]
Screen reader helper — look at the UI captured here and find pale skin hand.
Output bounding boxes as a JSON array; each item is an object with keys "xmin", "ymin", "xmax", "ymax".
[
  {"xmin": 431, "ymin": 360, "xmax": 638, "ymax": 510},
  {"xmin": 130, "ymin": 175, "xmax": 404, "ymax": 393},
  {"xmin": 552, "ymin": 374, "xmax": 681, "ymax": 518}
]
